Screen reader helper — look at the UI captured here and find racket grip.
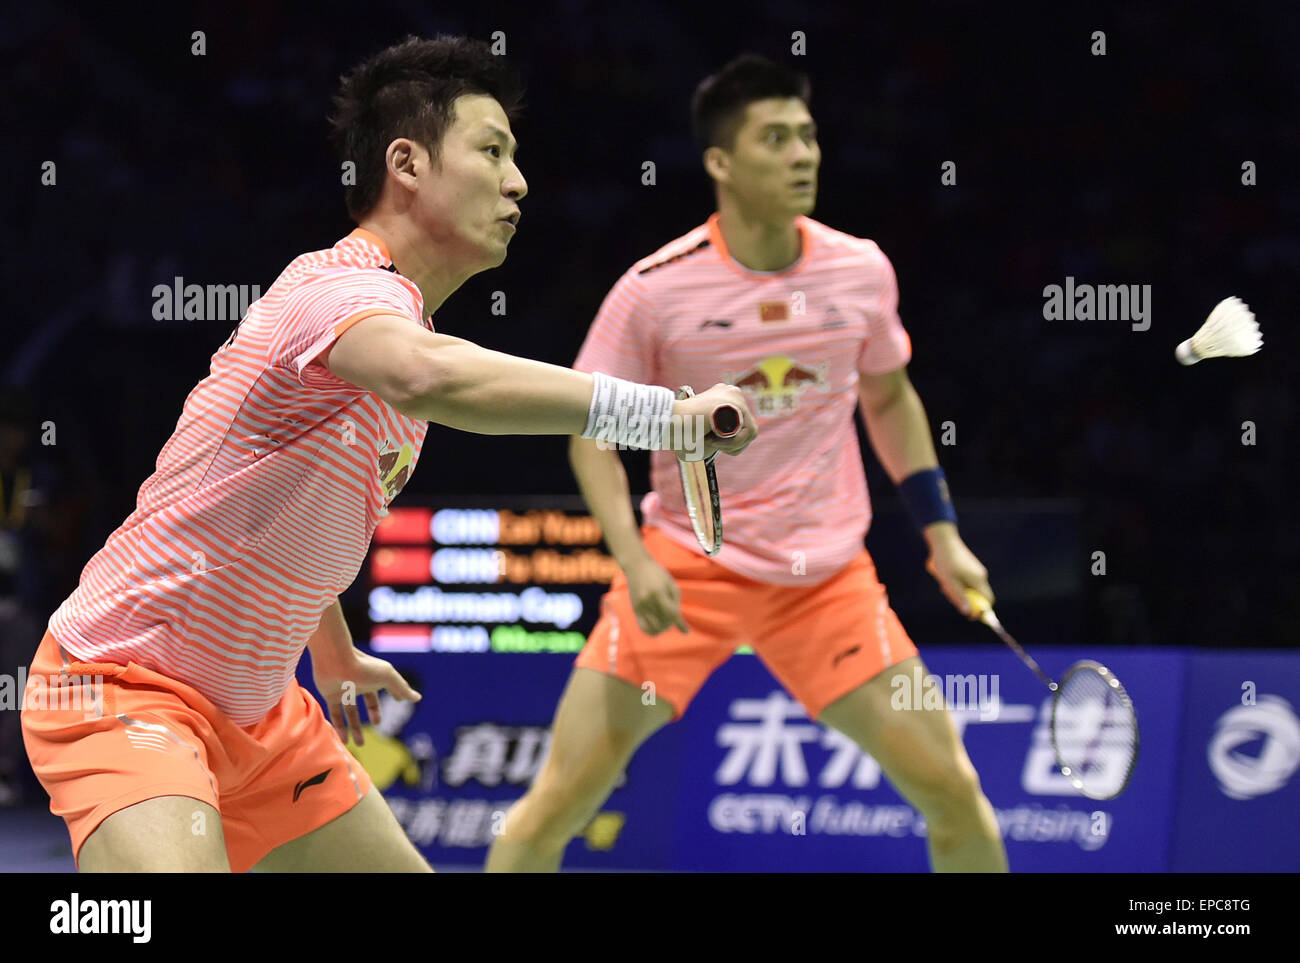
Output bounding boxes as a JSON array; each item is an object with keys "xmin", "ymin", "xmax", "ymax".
[
  {"xmin": 711, "ymin": 405, "xmax": 742, "ymax": 438},
  {"xmin": 963, "ymin": 587, "xmax": 992, "ymax": 619}
]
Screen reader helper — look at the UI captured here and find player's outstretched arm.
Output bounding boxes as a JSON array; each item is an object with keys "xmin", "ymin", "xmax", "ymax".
[
  {"xmin": 328, "ymin": 313, "xmax": 591, "ymax": 434},
  {"xmin": 325, "ymin": 313, "xmax": 756, "ymax": 455}
]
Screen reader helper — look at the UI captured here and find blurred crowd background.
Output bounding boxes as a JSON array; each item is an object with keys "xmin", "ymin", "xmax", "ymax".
[{"xmin": 1, "ymin": 0, "xmax": 1296, "ymax": 801}]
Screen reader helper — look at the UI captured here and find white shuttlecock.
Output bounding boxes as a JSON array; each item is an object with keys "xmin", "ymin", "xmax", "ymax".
[{"xmin": 1176, "ymin": 296, "xmax": 1262, "ymax": 365}]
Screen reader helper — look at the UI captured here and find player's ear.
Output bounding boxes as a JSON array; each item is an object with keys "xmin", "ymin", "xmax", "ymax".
[
  {"xmin": 702, "ymin": 145, "xmax": 730, "ymax": 184},
  {"xmin": 385, "ymin": 138, "xmax": 422, "ymax": 191}
]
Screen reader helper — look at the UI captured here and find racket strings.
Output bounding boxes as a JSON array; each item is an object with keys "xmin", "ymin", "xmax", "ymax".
[{"xmin": 1053, "ymin": 667, "xmax": 1139, "ymax": 797}]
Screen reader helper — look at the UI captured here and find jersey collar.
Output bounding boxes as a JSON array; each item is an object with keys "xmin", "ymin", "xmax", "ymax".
[
  {"xmin": 706, "ymin": 212, "xmax": 811, "ymax": 277},
  {"xmin": 345, "ymin": 227, "xmax": 394, "ymax": 265}
]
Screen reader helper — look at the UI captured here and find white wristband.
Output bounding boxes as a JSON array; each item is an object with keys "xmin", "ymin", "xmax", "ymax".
[{"xmin": 581, "ymin": 373, "xmax": 676, "ymax": 450}]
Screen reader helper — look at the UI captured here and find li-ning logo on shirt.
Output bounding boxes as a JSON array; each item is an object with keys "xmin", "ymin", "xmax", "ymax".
[
  {"xmin": 821, "ymin": 305, "xmax": 847, "ymax": 329},
  {"xmin": 729, "ymin": 355, "xmax": 830, "ymax": 416},
  {"xmin": 698, "ymin": 319, "xmax": 734, "ymax": 330},
  {"xmin": 378, "ymin": 440, "xmax": 415, "ymax": 502}
]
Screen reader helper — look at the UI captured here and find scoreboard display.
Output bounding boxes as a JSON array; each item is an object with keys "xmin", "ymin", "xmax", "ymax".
[{"xmin": 366, "ymin": 497, "xmax": 620, "ymax": 654}]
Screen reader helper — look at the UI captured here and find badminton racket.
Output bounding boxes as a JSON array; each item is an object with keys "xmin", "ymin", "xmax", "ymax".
[
  {"xmin": 964, "ymin": 588, "xmax": 1139, "ymax": 800},
  {"xmin": 675, "ymin": 385, "xmax": 741, "ymax": 556}
]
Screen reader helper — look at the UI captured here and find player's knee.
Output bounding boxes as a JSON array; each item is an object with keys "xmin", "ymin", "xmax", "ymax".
[
  {"xmin": 545, "ymin": 724, "xmax": 641, "ymax": 790},
  {"xmin": 541, "ymin": 754, "xmax": 621, "ymax": 820},
  {"xmin": 506, "ymin": 754, "xmax": 621, "ymax": 847},
  {"xmin": 912, "ymin": 761, "xmax": 987, "ymax": 832},
  {"xmin": 499, "ymin": 792, "xmax": 577, "ymax": 853}
]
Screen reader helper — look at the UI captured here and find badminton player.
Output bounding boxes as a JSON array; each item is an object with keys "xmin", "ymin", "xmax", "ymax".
[
  {"xmin": 19, "ymin": 36, "xmax": 754, "ymax": 873},
  {"xmin": 488, "ymin": 55, "xmax": 1008, "ymax": 872}
]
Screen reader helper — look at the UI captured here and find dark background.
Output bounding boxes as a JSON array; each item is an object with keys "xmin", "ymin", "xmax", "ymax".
[{"xmin": 2, "ymin": 0, "xmax": 1297, "ymax": 651}]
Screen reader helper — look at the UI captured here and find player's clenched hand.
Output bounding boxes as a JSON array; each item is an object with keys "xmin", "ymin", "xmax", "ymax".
[
  {"xmin": 923, "ymin": 524, "xmax": 994, "ymax": 618},
  {"xmin": 313, "ymin": 649, "xmax": 422, "ymax": 746},
  {"xmin": 671, "ymin": 384, "xmax": 758, "ymax": 460},
  {"xmin": 624, "ymin": 555, "xmax": 690, "ymax": 636}
]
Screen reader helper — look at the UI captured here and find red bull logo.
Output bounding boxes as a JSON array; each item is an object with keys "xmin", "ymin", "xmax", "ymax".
[
  {"xmin": 730, "ymin": 355, "xmax": 829, "ymax": 416},
  {"xmin": 378, "ymin": 440, "xmax": 416, "ymax": 502}
]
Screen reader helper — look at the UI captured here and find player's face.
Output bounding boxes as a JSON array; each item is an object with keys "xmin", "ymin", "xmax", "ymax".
[
  {"xmin": 719, "ymin": 98, "xmax": 820, "ymax": 219},
  {"xmin": 413, "ymin": 94, "xmax": 526, "ymax": 269}
]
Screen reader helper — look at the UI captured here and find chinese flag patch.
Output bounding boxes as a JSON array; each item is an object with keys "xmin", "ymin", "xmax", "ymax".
[{"xmin": 759, "ymin": 300, "xmax": 789, "ymax": 322}]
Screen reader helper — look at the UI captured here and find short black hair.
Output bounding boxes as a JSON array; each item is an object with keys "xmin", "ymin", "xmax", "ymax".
[
  {"xmin": 690, "ymin": 54, "xmax": 811, "ymax": 152},
  {"xmin": 329, "ymin": 35, "xmax": 524, "ymax": 222}
]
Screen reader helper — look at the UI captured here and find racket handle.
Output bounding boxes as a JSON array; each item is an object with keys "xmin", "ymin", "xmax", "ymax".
[
  {"xmin": 927, "ymin": 560, "xmax": 993, "ymax": 622},
  {"xmin": 963, "ymin": 587, "xmax": 993, "ymax": 620},
  {"xmin": 711, "ymin": 405, "xmax": 742, "ymax": 438}
]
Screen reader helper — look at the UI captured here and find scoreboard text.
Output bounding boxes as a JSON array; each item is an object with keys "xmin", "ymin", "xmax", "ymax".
[{"xmin": 367, "ymin": 501, "xmax": 618, "ymax": 654}]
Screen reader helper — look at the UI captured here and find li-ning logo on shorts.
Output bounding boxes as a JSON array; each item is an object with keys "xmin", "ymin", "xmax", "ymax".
[
  {"xmin": 729, "ymin": 355, "xmax": 830, "ymax": 416},
  {"xmin": 293, "ymin": 768, "xmax": 332, "ymax": 802},
  {"xmin": 377, "ymin": 440, "xmax": 415, "ymax": 502},
  {"xmin": 831, "ymin": 645, "xmax": 861, "ymax": 668}
]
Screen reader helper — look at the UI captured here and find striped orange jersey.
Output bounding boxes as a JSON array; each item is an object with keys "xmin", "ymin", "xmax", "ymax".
[
  {"xmin": 48, "ymin": 229, "xmax": 428, "ymax": 725},
  {"xmin": 574, "ymin": 213, "xmax": 912, "ymax": 585}
]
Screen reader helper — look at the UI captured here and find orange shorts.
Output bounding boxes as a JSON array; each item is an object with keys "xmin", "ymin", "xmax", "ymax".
[
  {"xmin": 20, "ymin": 629, "xmax": 372, "ymax": 872},
  {"xmin": 575, "ymin": 527, "xmax": 919, "ymax": 720}
]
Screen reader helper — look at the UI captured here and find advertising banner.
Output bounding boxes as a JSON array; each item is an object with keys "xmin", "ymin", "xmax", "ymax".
[
  {"xmin": 312, "ymin": 648, "xmax": 1189, "ymax": 871},
  {"xmin": 1169, "ymin": 652, "xmax": 1300, "ymax": 871},
  {"xmin": 296, "ymin": 500, "xmax": 1298, "ymax": 871}
]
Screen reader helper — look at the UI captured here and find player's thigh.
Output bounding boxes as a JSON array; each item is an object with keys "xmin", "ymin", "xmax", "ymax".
[
  {"xmin": 79, "ymin": 795, "xmax": 230, "ymax": 873},
  {"xmin": 818, "ymin": 656, "xmax": 983, "ymax": 812},
  {"xmin": 535, "ymin": 667, "xmax": 673, "ymax": 797},
  {"xmin": 251, "ymin": 785, "xmax": 431, "ymax": 873},
  {"xmin": 22, "ymin": 631, "xmax": 230, "ymax": 872}
]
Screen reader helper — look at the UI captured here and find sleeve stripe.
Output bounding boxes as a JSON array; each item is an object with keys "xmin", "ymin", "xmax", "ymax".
[{"xmin": 334, "ymin": 306, "xmax": 406, "ymax": 339}]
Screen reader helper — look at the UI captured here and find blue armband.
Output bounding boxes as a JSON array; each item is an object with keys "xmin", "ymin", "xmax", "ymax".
[{"xmin": 897, "ymin": 467, "xmax": 957, "ymax": 531}]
